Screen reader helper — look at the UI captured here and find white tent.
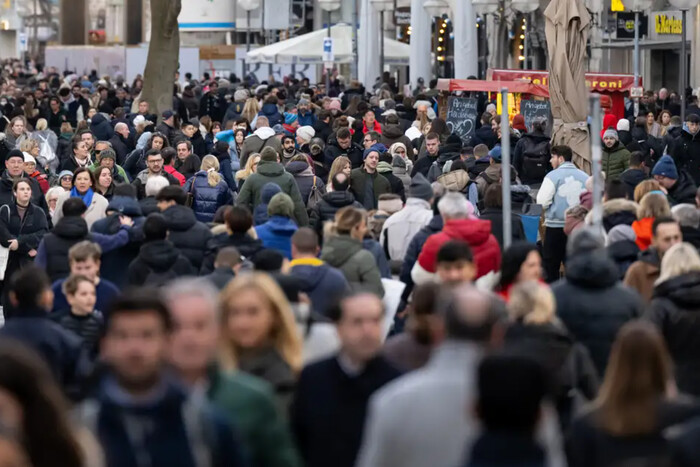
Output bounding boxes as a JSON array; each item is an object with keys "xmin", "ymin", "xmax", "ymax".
[{"xmin": 246, "ymin": 23, "xmax": 409, "ymax": 66}]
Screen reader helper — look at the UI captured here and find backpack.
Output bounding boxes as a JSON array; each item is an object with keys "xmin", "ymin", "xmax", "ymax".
[
  {"xmin": 144, "ymin": 268, "xmax": 179, "ymax": 287},
  {"xmin": 427, "ymin": 159, "xmax": 453, "ymax": 183},
  {"xmin": 306, "ymin": 176, "xmax": 323, "ymax": 210},
  {"xmin": 521, "ymin": 139, "xmax": 551, "ymax": 182}
]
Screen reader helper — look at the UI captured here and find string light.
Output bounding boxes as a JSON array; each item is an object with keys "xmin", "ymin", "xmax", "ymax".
[
  {"xmin": 439, "ymin": 29, "xmax": 445, "ymax": 33},
  {"xmin": 438, "ymin": 37, "xmax": 443, "ymax": 42},
  {"xmin": 520, "ymin": 34, "xmax": 525, "ymax": 39},
  {"xmin": 519, "ymin": 44, "xmax": 523, "ymax": 49},
  {"xmin": 437, "ymin": 46, "xmax": 443, "ymax": 51},
  {"xmin": 519, "ymin": 55, "xmax": 525, "ymax": 60}
]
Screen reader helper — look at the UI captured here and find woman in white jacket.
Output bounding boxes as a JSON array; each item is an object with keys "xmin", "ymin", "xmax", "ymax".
[{"xmin": 52, "ymin": 167, "xmax": 108, "ymax": 229}]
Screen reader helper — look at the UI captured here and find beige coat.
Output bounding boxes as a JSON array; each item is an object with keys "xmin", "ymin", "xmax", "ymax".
[{"xmin": 52, "ymin": 190, "xmax": 109, "ymax": 229}]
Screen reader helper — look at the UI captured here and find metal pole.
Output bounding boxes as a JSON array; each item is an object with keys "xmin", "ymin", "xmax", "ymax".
[
  {"xmin": 245, "ymin": 10, "xmax": 251, "ymax": 82},
  {"xmin": 33, "ymin": 0, "xmax": 38, "ymax": 61},
  {"xmin": 500, "ymin": 88, "xmax": 512, "ymax": 249},
  {"xmin": 481, "ymin": 16, "xmax": 487, "ymax": 79},
  {"xmin": 589, "ymin": 93, "xmax": 603, "ymax": 232},
  {"xmin": 380, "ymin": 10, "xmax": 385, "ymax": 81},
  {"xmin": 326, "ymin": 11, "xmax": 331, "ymax": 95},
  {"xmin": 352, "ymin": 0, "xmax": 358, "ymax": 80},
  {"xmin": 681, "ymin": 9, "xmax": 687, "ymax": 123},
  {"xmin": 433, "ymin": 17, "xmax": 439, "ymax": 78},
  {"xmin": 633, "ymin": 10, "xmax": 640, "ymax": 118},
  {"xmin": 523, "ymin": 14, "xmax": 528, "ymax": 70}
]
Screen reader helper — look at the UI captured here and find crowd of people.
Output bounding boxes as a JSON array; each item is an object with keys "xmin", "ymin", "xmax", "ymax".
[{"xmin": 1, "ymin": 61, "xmax": 700, "ymax": 466}]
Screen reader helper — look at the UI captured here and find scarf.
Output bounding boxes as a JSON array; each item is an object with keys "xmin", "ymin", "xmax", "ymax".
[{"xmin": 71, "ymin": 186, "xmax": 94, "ymax": 208}]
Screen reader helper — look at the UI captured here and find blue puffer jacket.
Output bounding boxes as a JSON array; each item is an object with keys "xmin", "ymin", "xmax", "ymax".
[
  {"xmin": 184, "ymin": 171, "xmax": 233, "ymax": 223},
  {"xmin": 257, "ymin": 103, "xmax": 283, "ymax": 127},
  {"xmin": 255, "ymin": 215, "xmax": 298, "ymax": 259}
]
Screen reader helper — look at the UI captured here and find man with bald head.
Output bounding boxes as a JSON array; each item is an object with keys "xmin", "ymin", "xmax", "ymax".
[{"xmin": 109, "ymin": 121, "xmax": 134, "ymax": 165}]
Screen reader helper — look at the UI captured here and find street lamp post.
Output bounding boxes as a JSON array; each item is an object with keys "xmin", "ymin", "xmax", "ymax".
[
  {"xmin": 370, "ymin": 0, "xmax": 393, "ymax": 81},
  {"xmin": 628, "ymin": 0, "xmax": 652, "ymax": 118},
  {"xmin": 473, "ymin": 0, "xmax": 499, "ymax": 77},
  {"xmin": 423, "ymin": 0, "xmax": 450, "ymax": 78},
  {"xmin": 511, "ymin": 0, "xmax": 539, "ymax": 69},
  {"xmin": 669, "ymin": 0, "xmax": 700, "ymax": 122},
  {"xmin": 318, "ymin": 0, "xmax": 341, "ymax": 95},
  {"xmin": 238, "ymin": 0, "xmax": 261, "ymax": 82}
]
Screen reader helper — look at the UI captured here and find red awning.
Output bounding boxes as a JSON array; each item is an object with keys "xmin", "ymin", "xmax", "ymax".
[
  {"xmin": 437, "ymin": 79, "xmax": 550, "ymax": 97},
  {"xmin": 489, "ymin": 69, "xmax": 638, "ymax": 93}
]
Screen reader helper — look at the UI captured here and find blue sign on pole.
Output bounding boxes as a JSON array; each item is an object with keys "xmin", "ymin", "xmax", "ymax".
[{"xmin": 323, "ymin": 37, "xmax": 334, "ymax": 62}]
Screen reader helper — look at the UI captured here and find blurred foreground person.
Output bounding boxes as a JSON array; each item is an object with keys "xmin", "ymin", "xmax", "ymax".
[
  {"xmin": 165, "ymin": 279, "xmax": 302, "ymax": 467},
  {"xmin": 291, "ymin": 292, "xmax": 401, "ymax": 467},
  {"xmin": 78, "ymin": 289, "xmax": 246, "ymax": 467},
  {"xmin": 567, "ymin": 321, "xmax": 700, "ymax": 466}
]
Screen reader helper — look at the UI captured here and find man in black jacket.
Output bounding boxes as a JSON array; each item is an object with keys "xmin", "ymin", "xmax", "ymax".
[
  {"xmin": 512, "ymin": 119, "xmax": 551, "ymax": 185},
  {"xmin": 652, "ymin": 155, "xmax": 697, "ymax": 206},
  {"xmin": 0, "ymin": 149, "xmax": 50, "ymax": 219},
  {"xmin": 108, "ymin": 122, "xmax": 134, "ymax": 166},
  {"xmin": 324, "ymin": 128, "xmax": 364, "ymax": 171},
  {"xmin": 309, "ymin": 172, "xmax": 363, "ymax": 236},
  {"xmin": 671, "ymin": 113, "xmax": 700, "ymax": 186}
]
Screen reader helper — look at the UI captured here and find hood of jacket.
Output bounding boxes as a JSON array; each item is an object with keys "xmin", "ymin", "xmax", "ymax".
[
  {"xmin": 53, "ymin": 216, "xmax": 89, "ymax": 239},
  {"xmin": 520, "ymin": 131, "xmax": 549, "ymax": 144},
  {"xmin": 602, "ymin": 141, "xmax": 627, "ymax": 154},
  {"xmin": 107, "ymin": 195, "xmax": 143, "ymax": 217},
  {"xmin": 291, "ymin": 262, "xmax": 334, "ymax": 289},
  {"xmin": 251, "ymin": 126, "xmax": 276, "ymax": 141},
  {"xmin": 602, "ymin": 198, "xmax": 638, "ymax": 217},
  {"xmin": 607, "ymin": 239, "xmax": 640, "ymax": 262},
  {"xmin": 256, "ymin": 160, "xmax": 285, "ymax": 177},
  {"xmin": 139, "ymin": 240, "xmax": 180, "ymax": 270},
  {"xmin": 382, "ymin": 124, "xmax": 404, "ymax": 140},
  {"xmin": 321, "ymin": 235, "xmax": 363, "ymax": 266},
  {"xmin": 259, "ymin": 215, "xmax": 298, "ymax": 234},
  {"xmin": 162, "ymin": 204, "xmax": 197, "ymax": 232},
  {"xmin": 565, "ymin": 250, "xmax": 619, "ymax": 288},
  {"xmin": 639, "ymin": 247, "xmax": 660, "ymax": 267},
  {"xmin": 259, "ymin": 103, "xmax": 280, "ymax": 119},
  {"xmin": 480, "ymin": 164, "xmax": 502, "ymax": 184},
  {"xmin": 322, "ymin": 190, "xmax": 357, "ymax": 208},
  {"xmin": 260, "ymin": 183, "xmax": 282, "ymax": 204},
  {"xmin": 654, "ymin": 271, "xmax": 700, "ymax": 308},
  {"xmin": 443, "ymin": 218, "xmax": 492, "ymax": 247},
  {"xmin": 286, "ymin": 160, "xmax": 313, "ymax": 177},
  {"xmin": 376, "ymin": 161, "xmax": 393, "ymax": 174}
]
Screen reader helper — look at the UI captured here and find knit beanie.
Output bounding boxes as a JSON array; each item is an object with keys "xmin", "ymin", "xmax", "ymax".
[
  {"xmin": 296, "ymin": 126, "xmax": 316, "ymax": 143},
  {"xmin": 616, "ymin": 119, "xmax": 630, "ymax": 132},
  {"xmin": 99, "ymin": 148, "xmax": 116, "ymax": 161},
  {"xmin": 260, "ymin": 146, "xmax": 279, "ymax": 162},
  {"xmin": 284, "ymin": 112, "xmax": 298, "ymax": 125},
  {"xmin": 567, "ymin": 226, "xmax": 605, "ymax": 259},
  {"xmin": 608, "ymin": 224, "xmax": 636, "ymax": 244},
  {"xmin": 408, "ymin": 173, "xmax": 434, "ymax": 201},
  {"xmin": 267, "ymin": 192, "xmax": 295, "ymax": 218},
  {"xmin": 603, "ymin": 128, "xmax": 618, "ymax": 140},
  {"xmin": 489, "ymin": 145, "xmax": 502, "ymax": 163},
  {"xmin": 7, "ymin": 149, "xmax": 23, "ymax": 161},
  {"xmin": 652, "ymin": 154, "xmax": 678, "ymax": 179},
  {"xmin": 22, "ymin": 152, "xmax": 35, "ymax": 164},
  {"xmin": 329, "ymin": 99, "xmax": 342, "ymax": 111},
  {"xmin": 363, "ymin": 143, "xmax": 387, "ymax": 160}
]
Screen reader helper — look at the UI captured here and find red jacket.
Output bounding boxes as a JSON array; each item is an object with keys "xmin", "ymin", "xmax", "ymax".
[
  {"xmin": 417, "ymin": 218, "xmax": 501, "ymax": 279},
  {"xmin": 28, "ymin": 171, "xmax": 49, "ymax": 194},
  {"xmin": 164, "ymin": 164, "xmax": 186, "ymax": 186},
  {"xmin": 363, "ymin": 120, "xmax": 382, "ymax": 135}
]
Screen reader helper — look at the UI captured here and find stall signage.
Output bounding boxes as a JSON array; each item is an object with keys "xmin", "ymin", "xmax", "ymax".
[
  {"xmin": 489, "ymin": 69, "xmax": 638, "ymax": 92},
  {"xmin": 649, "ymin": 11, "xmax": 693, "ymax": 40},
  {"xmin": 521, "ymin": 100, "xmax": 551, "ymax": 134},
  {"xmin": 446, "ymin": 97, "xmax": 478, "ymax": 144}
]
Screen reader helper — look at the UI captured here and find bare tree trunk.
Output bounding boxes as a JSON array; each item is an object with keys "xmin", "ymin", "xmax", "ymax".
[{"xmin": 141, "ymin": 0, "xmax": 181, "ymax": 121}]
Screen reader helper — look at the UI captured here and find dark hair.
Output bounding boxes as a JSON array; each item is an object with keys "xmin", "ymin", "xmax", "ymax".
[
  {"xmin": 175, "ymin": 139, "xmax": 192, "ymax": 151},
  {"xmin": 430, "ymin": 118, "xmax": 448, "ymax": 135},
  {"xmin": 62, "ymin": 197, "xmax": 88, "ymax": 217},
  {"xmin": 331, "ymin": 172, "xmax": 350, "ymax": 191},
  {"xmin": 436, "ymin": 240, "xmax": 474, "ymax": 265},
  {"xmin": 484, "ymin": 183, "xmax": 502, "ymax": 209},
  {"xmin": 161, "ymin": 146, "xmax": 177, "ymax": 165},
  {"xmin": 477, "ymin": 354, "xmax": 546, "ymax": 433},
  {"xmin": 155, "ymin": 185, "xmax": 186, "ymax": 205},
  {"xmin": 551, "ymin": 145, "xmax": 573, "ymax": 161},
  {"xmin": 70, "ymin": 138, "xmax": 84, "ymax": 154},
  {"xmin": 327, "ymin": 290, "xmax": 385, "ymax": 323},
  {"xmin": 72, "ymin": 167, "xmax": 96, "ymax": 189},
  {"xmin": 336, "ymin": 127, "xmax": 351, "ymax": 140},
  {"xmin": 112, "ymin": 183, "xmax": 137, "ymax": 198},
  {"xmin": 12, "ymin": 178, "xmax": 32, "ymax": 193},
  {"xmin": 385, "ymin": 113, "xmax": 399, "ymax": 125},
  {"xmin": 318, "ymin": 110, "xmax": 331, "ymax": 121},
  {"xmin": 143, "ymin": 213, "xmax": 168, "ymax": 241},
  {"xmin": 146, "ymin": 149, "xmax": 162, "ymax": 161},
  {"xmin": 62, "ymin": 274, "xmax": 94, "ymax": 296},
  {"xmin": 629, "ymin": 151, "xmax": 645, "ymax": 167},
  {"xmin": 481, "ymin": 112, "xmax": 492, "ymax": 125},
  {"xmin": 214, "ymin": 247, "xmax": 241, "ymax": 268},
  {"xmin": 148, "ymin": 132, "xmax": 169, "ymax": 149},
  {"xmin": 605, "ymin": 179, "xmax": 628, "ymax": 200},
  {"xmin": 225, "ymin": 206, "xmax": 253, "ymax": 233},
  {"xmin": 409, "ymin": 282, "xmax": 440, "ymax": 345},
  {"xmin": 105, "ymin": 289, "xmax": 172, "ymax": 332},
  {"xmin": 652, "ymin": 217, "xmax": 679, "ymax": 236},
  {"xmin": 498, "ymin": 242, "xmax": 539, "ymax": 289},
  {"xmin": 426, "ymin": 132, "xmax": 440, "ymax": 141},
  {"xmin": 10, "ymin": 266, "xmax": 50, "ymax": 309},
  {"xmin": 292, "ymin": 227, "xmax": 319, "ymax": 254},
  {"xmin": 366, "ymin": 131, "xmax": 381, "ymax": 142},
  {"xmin": 252, "ymin": 249, "xmax": 284, "ymax": 272}
]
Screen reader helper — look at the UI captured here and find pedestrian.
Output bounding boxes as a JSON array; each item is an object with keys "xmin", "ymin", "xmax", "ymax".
[
  {"xmin": 632, "ymin": 192, "xmax": 671, "ymax": 251},
  {"xmin": 173, "ymin": 139, "xmax": 201, "ymax": 181},
  {"xmin": 255, "ymin": 192, "xmax": 298, "ymax": 259},
  {"xmin": 184, "ymin": 155, "xmax": 233, "ymax": 223},
  {"xmin": 478, "ymin": 184, "xmax": 527, "ymax": 249},
  {"xmin": 309, "ymin": 172, "xmax": 363, "ymax": 237},
  {"xmin": 22, "ymin": 153, "xmax": 48, "ymax": 193},
  {"xmin": 619, "ymin": 151, "xmax": 647, "ymax": 200},
  {"xmin": 286, "ymin": 154, "xmax": 326, "ymax": 205},
  {"xmin": 52, "ymin": 167, "xmax": 108, "ymax": 229},
  {"xmin": 0, "ymin": 150, "xmax": 50, "ymax": 219},
  {"xmin": 652, "ymin": 154, "xmax": 697, "ymax": 205},
  {"xmin": 496, "ymin": 242, "xmax": 542, "ymax": 302},
  {"xmin": 130, "ymin": 149, "xmax": 181, "ymax": 200},
  {"xmin": 671, "ymin": 113, "xmax": 700, "ymax": 186},
  {"xmin": 50, "ymin": 274, "xmax": 104, "ymax": 357},
  {"xmin": 606, "ymin": 225, "xmax": 640, "ymax": 280},
  {"xmin": 239, "ymin": 116, "xmax": 283, "ymax": 168},
  {"xmin": 513, "ymin": 118, "xmax": 551, "ymax": 185},
  {"xmin": 201, "ymin": 206, "xmax": 263, "ymax": 274},
  {"xmin": 350, "ymin": 144, "xmax": 391, "ymax": 210}
]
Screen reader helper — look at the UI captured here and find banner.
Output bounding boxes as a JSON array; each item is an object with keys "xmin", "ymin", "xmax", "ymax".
[{"xmin": 489, "ymin": 69, "xmax": 638, "ymax": 93}]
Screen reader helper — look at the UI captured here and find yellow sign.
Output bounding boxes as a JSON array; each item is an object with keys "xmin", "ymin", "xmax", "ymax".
[
  {"xmin": 611, "ymin": 0, "xmax": 625, "ymax": 12},
  {"xmin": 655, "ymin": 14, "xmax": 683, "ymax": 34}
]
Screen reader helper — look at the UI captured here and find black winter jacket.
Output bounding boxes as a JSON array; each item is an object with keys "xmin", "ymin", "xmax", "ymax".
[
  {"xmin": 128, "ymin": 240, "xmax": 195, "ymax": 286},
  {"xmin": 672, "ymin": 129, "xmax": 700, "ymax": 186},
  {"xmin": 200, "ymin": 232, "xmax": 263, "ymax": 274},
  {"xmin": 160, "ymin": 205, "xmax": 213, "ymax": 271},
  {"xmin": 648, "ymin": 271, "xmax": 700, "ymax": 397},
  {"xmin": 309, "ymin": 191, "xmax": 363, "ymax": 236},
  {"xmin": 552, "ymin": 250, "xmax": 643, "ymax": 376},
  {"xmin": 41, "ymin": 216, "xmax": 90, "ymax": 282},
  {"xmin": 0, "ymin": 202, "xmax": 48, "ymax": 287},
  {"xmin": 399, "ymin": 215, "xmax": 443, "ymax": 301},
  {"xmin": 323, "ymin": 138, "xmax": 364, "ymax": 171},
  {"xmin": 0, "ymin": 172, "xmax": 50, "ymax": 221},
  {"xmin": 606, "ymin": 240, "xmax": 639, "ymax": 280},
  {"xmin": 667, "ymin": 170, "xmax": 698, "ymax": 206}
]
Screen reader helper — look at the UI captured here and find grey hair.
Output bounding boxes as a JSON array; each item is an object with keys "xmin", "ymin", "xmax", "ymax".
[
  {"xmin": 114, "ymin": 122, "xmax": 128, "ymax": 132},
  {"xmin": 145, "ymin": 175, "xmax": 170, "ymax": 197},
  {"xmin": 431, "ymin": 181, "xmax": 446, "ymax": 199},
  {"xmin": 163, "ymin": 277, "xmax": 221, "ymax": 318},
  {"xmin": 672, "ymin": 204, "xmax": 700, "ymax": 228},
  {"xmin": 438, "ymin": 192, "xmax": 470, "ymax": 219},
  {"xmin": 95, "ymin": 140, "xmax": 113, "ymax": 148}
]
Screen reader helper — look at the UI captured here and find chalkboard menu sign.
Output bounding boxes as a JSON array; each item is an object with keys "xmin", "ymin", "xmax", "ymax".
[
  {"xmin": 446, "ymin": 97, "xmax": 478, "ymax": 144},
  {"xmin": 521, "ymin": 100, "xmax": 551, "ymax": 134}
]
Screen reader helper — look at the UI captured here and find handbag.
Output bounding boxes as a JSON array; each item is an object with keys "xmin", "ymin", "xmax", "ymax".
[
  {"xmin": 0, "ymin": 205, "xmax": 12, "ymax": 280},
  {"xmin": 306, "ymin": 176, "xmax": 323, "ymax": 211}
]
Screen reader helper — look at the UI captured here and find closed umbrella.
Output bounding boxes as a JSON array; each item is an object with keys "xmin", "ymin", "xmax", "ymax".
[{"xmin": 544, "ymin": 0, "xmax": 592, "ymax": 173}]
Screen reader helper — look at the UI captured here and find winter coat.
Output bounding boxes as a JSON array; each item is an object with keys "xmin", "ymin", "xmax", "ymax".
[
  {"xmin": 0, "ymin": 172, "xmax": 50, "ymax": 221},
  {"xmin": 255, "ymin": 216, "xmax": 298, "ymax": 259},
  {"xmin": 380, "ymin": 124, "xmax": 414, "ymax": 154},
  {"xmin": 53, "ymin": 190, "xmax": 109, "ymax": 230},
  {"xmin": 682, "ymin": 225, "xmax": 700, "ymax": 250},
  {"xmin": 237, "ymin": 160, "xmax": 309, "ymax": 226},
  {"xmin": 413, "ymin": 218, "xmax": 501, "ymax": 283},
  {"xmin": 89, "ymin": 113, "xmax": 114, "ymax": 141},
  {"xmin": 391, "ymin": 157, "xmax": 412, "ymax": 193},
  {"xmin": 128, "ymin": 239, "xmax": 196, "ymax": 286},
  {"xmin": 309, "ymin": 191, "xmax": 363, "ymax": 236},
  {"xmin": 213, "ymin": 148, "xmax": 237, "ymax": 193},
  {"xmin": 363, "ymin": 237, "xmax": 392, "ymax": 279},
  {"xmin": 552, "ymin": 250, "xmax": 643, "ymax": 376},
  {"xmin": 475, "ymin": 163, "xmax": 519, "ymax": 199},
  {"xmin": 257, "ymin": 103, "xmax": 283, "ymax": 128},
  {"xmin": 648, "ymin": 271, "xmax": 700, "ymax": 396},
  {"xmin": 600, "ymin": 198, "xmax": 638, "ymax": 233},
  {"xmin": 161, "ymin": 204, "xmax": 213, "ymax": 271},
  {"xmin": 238, "ymin": 346, "xmax": 296, "ymax": 414},
  {"xmin": 410, "ymin": 154, "xmax": 438, "ymax": 178},
  {"xmin": 320, "ymin": 234, "xmax": 384, "ymax": 297},
  {"xmin": 513, "ymin": 131, "xmax": 551, "ymax": 184},
  {"xmin": 205, "ymin": 267, "xmax": 236, "ymax": 290},
  {"xmin": 671, "ymin": 129, "xmax": 700, "ymax": 185},
  {"xmin": 312, "ymin": 120, "xmax": 332, "ymax": 145},
  {"xmin": 108, "ymin": 133, "xmax": 132, "ymax": 166},
  {"xmin": 607, "ymin": 239, "xmax": 639, "ymax": 280},
  {"xmin": 380, "ymin": 198, "xmax": 433, "ymax": 262},
  {"xmin": 184, "ymin": 171, "xmax": 233, "ymax": 223},
  {"xmin": 155, "ymin": 122, "xmax": 180, "ymax": 148},
  {"xmin": 131, "ymin": 169, "xmax": 182, "ymax": 200},
  {"xmin": 199, "ymin": 91, "xmax": 226, "ymax": 123},
  {"xmin": 619, "ymin": 168, "xmax": 647, "ymax": 200},
  {"xmin": 632, "ymin": 216, "xmax": 654, "ymax": 251},
  {"xmin": 286, "ymin": 160, "xmax": 326, "ymax": 205},
  {"xmin": 200, "ymin": 232, "xmax": 263, "ymax": 274},
  {"xmin": 349, "ymin": 167, "xmax": 392, "ymax": 211},
  {"xmin": 667, "ymin": 171, "xmax": 698, "ymax": 206},
  {"xmin": 240, "ymin": 127, "xmax": 283, "ymax": 168},
  {"xmin": 399, "ymin": 215, "xmax": 442, "ymax": 301},
  {"xmin": 472, "ymin": 125, "xmax": 497, "ymax": 149},
  {"xmin": 324, "ymin": 137, "xmax": 364, "ymax": 171},
  {"xmin": 623, "ymin": 247, "xmax": 660, "ymax": 303},
  {"xmin": 51, "ymin": 309, "xmax": 104, "ymax": 357},
  {"xmin": 376, "ymin": 163, "xmax": 405, "ymax": 201},
  {"xmin": 478, "ymin": 208, "xmax": 527, "ymax": 249},
  {"xmin": 289, "ymin": 258, "xmax": 350, "ymax": 316},
  {"xmin": 0, "ymin": 201, "xmax": 48, "ymax": 286},
  {"xmin": 600, "ymin": 141, "xmax": 631, "ymax": 180},
  {"xmin": 189, "ymin": 130, "xmax": 207, "ymax": 158},
  {"xmin": 174, "ymin": 154, "xmax": 201, "ymax": 181},
  {"xmin": 253, "ymin": 183, "xmax": 283, "ymax": 226}
]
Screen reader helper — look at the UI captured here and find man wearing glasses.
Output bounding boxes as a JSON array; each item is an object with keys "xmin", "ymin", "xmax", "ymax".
[
  {"xmin": 131, "ymin": 149, "xmax": 180, "ymax": 199},
  {"xmin": 363, "ymin": 131, "xmax": 380, "ymax": 150}
]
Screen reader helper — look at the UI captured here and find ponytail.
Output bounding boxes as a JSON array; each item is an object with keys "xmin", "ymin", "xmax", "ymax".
[
  {"xmin": 207, "ymin": 167, "xmax": 221, "ymax": 187},
  {"xmin": 201, "ymin": 155, "xmax": 221, "ymax": 187}
]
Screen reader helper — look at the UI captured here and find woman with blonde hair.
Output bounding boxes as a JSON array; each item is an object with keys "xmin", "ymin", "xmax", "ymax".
[
  {"xmin": 241, "ymin": 97, "xmax": 260, "ymax": 126},
  {"xmin": 648, "ymin": 242, "xmax": 700, "ymax": 396},
  {"xmin": 235, "ymin": 152, "xmax": 260, "ymax": 191},
  {"xmin": 568, "ymin": 321, "xmax": 700, "ymax": 465},
  {"xmin": 633, "ymin": 179, "xmax": 661, "ymax": 203},
  {"xmin": 326, "ymin": 156, "xmax": 352, "ymax": 193},
  {"xmin": 219, "ymin": 272, "xmax": 303, "ymax": 410},
  {"xmin": 184, "ymin": 155, "xmax": 233, "ymax": 223},
  {"xmin": 632, "ymin": 192, "xmax": 671, "ymax": 250}
]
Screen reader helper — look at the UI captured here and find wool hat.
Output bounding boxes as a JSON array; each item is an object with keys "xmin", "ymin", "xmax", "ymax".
[
  {"xmin": 608, "ymin": 224, "xmax": 636, "ymax": 244},
  {"xmin": 363, "ymin": 143, "xmax": 387, "ymax": 160},
  {"xmin": 298, "ymin": 98, "xmax": 310, "ymax": 107},
  {"xmin": 652, "ymin": 154, "xmax": 678, "ymax": 179},
  {"xmin": 7, "ymin": 149, "xmax": 24, "ymax": 161},
  {"xmin": 99, "ymin": 148, "xmax": 116, "ymax": 161},
  {"xmin": 284, "ymin": 112, "xmax": 298, "ymax": 125},
  {"xmin": 603, "ymin": 128, "xmax": 618, "ymax": 140},
  {"xmin": 58, "ymin": 170, "xmax": 73, "ymax": 180},
  {"xmin": 272, "ymin": 124, "xmax": 285, "ymax": 135},
  {"xmin": 409, "ymin": 173, "xmax": 434, "ymax": 201},
  {"xmin": 234, "ymin": 89, "xmax": 248, "ymax": 102},
  {"xmin": 260, "ymin": 146, "xmax": 279, "ymax": 162},
  {"xmin": 267, "ymin": 192, "xmax": 295, "ymax": 218},
  {"xmin": 296, "ymin": 126, "xmax": 315, "ymax": 143},
  {"xmin": 328, "ymin": 99, "xmax": 342, "ymax": 111},
  {"xmin": 261, "ymin": 182, "xmax": 282, "ymax": 204},
  {"xmin": 512, "ymin": 114, "xmax": 527, "ymax": 131},
  {"xmin": 616, "ymin": 119, "xmax": 630, "ymax": 132},
  {"xmin": 474, "ymin": 144, "xmax": 489, "ymax": 159},
  {"xmin": 567, "ymin": 226, "xmax": 605, "ymax": 259},
  {"xmin": 22, "ymin": 152, "xmax": 35, "ymax": 164},
  {"xmin": 489, "ymin": 145, "xmax": 502, "ymax": 163},
  {"xmin": 486, "ymin": 103, "xmax": 496, "ymax": 114},
  {"xmin": 392, "ymin": 154, "xmax": 407, "ymax": 170}
]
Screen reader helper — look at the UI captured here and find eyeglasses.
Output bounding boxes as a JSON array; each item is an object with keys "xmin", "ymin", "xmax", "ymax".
[{"xmin": 147, "ymin": 159, "xmax": 163, "ymax": 164}]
